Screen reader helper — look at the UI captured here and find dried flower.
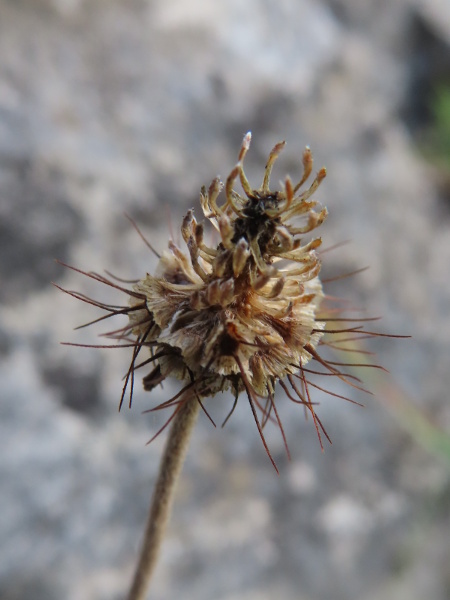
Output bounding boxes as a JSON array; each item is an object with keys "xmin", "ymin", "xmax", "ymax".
[
  {"xmin": 59, "ymin": 132, "xmax": 404, "ymax": 600},
  {"xmin": 129, "ymin": 132, "xmax": 329, "ymax": 458},
  {"xmin": 60, "ymin": 132, "xmax": 384, "ymax": 468}
]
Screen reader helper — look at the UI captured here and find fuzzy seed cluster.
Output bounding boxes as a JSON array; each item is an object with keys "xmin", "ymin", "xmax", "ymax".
[{"xmin": 128, "ymin": 132, "xmax": 328, "ymax": 401}]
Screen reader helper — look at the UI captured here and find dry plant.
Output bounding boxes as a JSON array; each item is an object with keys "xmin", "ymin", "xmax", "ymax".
[{"xmin": 57, "ymin": 132, "xmax": 405, "ymax": 600}]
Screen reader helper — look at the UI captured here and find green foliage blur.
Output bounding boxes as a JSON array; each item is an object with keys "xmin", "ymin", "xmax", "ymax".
[{"xmin": 425, "ymin": 83, "xmax": 450, "ymax": 169}]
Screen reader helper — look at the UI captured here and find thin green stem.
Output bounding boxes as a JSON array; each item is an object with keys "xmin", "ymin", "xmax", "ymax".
[{"xmin": 126, "ymin": 392, "xmax": 201, "ymax": 600}]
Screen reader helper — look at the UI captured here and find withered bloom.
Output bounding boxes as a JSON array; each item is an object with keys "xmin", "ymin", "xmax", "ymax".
[
  {"xmin": 60, "ymin": 132, "xmax": 383, "ymax": 469},
  {"xmin": 59, "ymin": 132, "xmax": 403, "ymax": 600}
]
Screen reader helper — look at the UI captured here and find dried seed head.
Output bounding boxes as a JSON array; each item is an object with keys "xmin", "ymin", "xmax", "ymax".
[
  {"xmin": 130, "ymin": 133, "xmax": 326, "ymax": 398},
  {"xmin": 60, "ymin": 132, "xmax": 399, "ymax": 469}
]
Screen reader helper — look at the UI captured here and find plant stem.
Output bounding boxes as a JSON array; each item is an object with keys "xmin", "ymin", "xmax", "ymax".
[{"xmin": 126, "ymin": 393, "xmax": 201, "ymax": 600}]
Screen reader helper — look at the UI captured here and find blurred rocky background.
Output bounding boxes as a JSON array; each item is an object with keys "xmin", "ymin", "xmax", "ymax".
[{"xmin": 1, "ymin": 0, "xmax": 450, "ymax": 599}]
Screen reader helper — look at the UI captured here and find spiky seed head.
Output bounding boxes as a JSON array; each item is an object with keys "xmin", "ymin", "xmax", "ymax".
[
  {"xmin": 129, "ymin": 133, "xmax": 326, "ymax": 401},
  {"xmin": 60, "ymin": 132, "xmax": 399, "ymax": 468}
]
